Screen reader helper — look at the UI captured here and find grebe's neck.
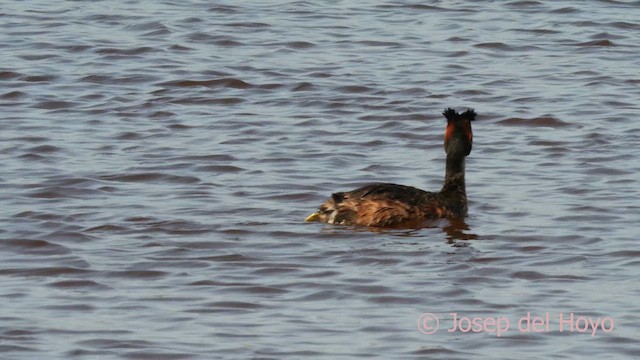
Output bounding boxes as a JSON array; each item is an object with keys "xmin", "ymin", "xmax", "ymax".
[{"xmin": 442, "ymin": 153, "xmax": 466, "ymax": 192}]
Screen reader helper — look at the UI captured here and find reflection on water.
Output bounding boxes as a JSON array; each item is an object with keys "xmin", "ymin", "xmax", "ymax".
[
  {"xmin": 444, "ymin": 218, "xmax": 479, "ymax": 243},
  {"xmin": 1, "ymin": 1, "xmax": 639, "ymax": 359},
  {"xmin": 312, "ymin": 216, "xmax": 478, "ymax": 244}
]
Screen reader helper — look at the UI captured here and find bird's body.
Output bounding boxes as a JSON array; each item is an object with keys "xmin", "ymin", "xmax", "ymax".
[{"xmin": 305, "ymin": 108, "xmax": 476, "ymax": 228}]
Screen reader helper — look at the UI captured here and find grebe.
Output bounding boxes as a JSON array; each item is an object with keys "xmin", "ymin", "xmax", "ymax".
[{"xmin": 305, "ymin": 108, "xmax": 476, "ymax": 227}]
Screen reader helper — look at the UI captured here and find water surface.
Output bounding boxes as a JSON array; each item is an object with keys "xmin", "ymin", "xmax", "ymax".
[{"xmin": 1, "ymin": 1, "xmax": 639, "ymax": 359}]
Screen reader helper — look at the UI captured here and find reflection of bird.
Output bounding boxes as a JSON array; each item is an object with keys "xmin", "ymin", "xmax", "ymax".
[{"xmin": 305, "ymin": 108, "xmax": 476, "ymax": 227}]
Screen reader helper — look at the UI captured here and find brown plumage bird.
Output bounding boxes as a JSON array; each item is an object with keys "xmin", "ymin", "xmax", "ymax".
[{"xmin": 305, "ymin": 108, "xmax": 476, "ymax": 227}]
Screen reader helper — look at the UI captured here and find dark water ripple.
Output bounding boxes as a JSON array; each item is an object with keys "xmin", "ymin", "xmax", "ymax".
[{"xmin": 1, "ymin": 0, "xmax": 640, "ymax": 359}]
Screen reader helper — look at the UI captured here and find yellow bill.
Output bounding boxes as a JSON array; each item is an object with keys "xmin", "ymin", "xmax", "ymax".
[{"xmin": 305, "ymin": 212, "xmax": 320, "ymax": 222}]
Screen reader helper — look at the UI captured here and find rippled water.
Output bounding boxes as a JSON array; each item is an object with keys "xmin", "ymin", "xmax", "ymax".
[{"xmin": 2, "ymin": 1, "xmax": 640, "ymax": 359}]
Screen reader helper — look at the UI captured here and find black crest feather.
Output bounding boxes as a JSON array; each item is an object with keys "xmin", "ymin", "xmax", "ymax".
[
  {"xmin": 462, "ymin": 109, "xmax": 476, "ymax": 121},
  {"xmin": 443, "ymin": 108, "xmax": 476, "ymax": 121},
  {"xmin": 443, "ymin": 108, "xmax": 458, "ymax": 121}
]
